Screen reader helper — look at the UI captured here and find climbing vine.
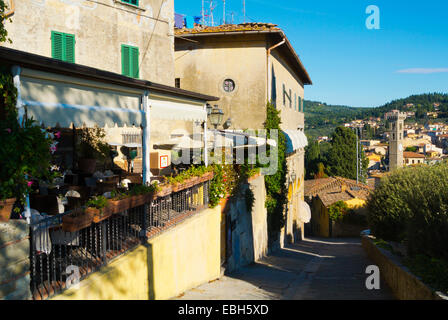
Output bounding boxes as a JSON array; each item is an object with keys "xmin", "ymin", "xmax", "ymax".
[
  {"xmin": 0, "ymin": 0, "xmax": 12, "ymax": 44},
  {"xmin": 263, "ymin": 102, "xmax": 288, "ymax": 241}
]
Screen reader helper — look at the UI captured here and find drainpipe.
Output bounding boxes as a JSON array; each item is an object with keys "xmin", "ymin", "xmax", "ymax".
[
  {"xmin": 142, "ymin": 90, "xmax": 151, "ymax": 185},
  {"xmin": 266, "ymin": 38, "xmax": 286, "ymax": 103}
]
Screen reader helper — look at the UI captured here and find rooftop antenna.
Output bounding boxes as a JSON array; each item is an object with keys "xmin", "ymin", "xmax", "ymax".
[
  {"xmin": 223, "ymin": 0, "xmax": 226, "ymax": 24},
  {"xmin": 202, "ymin": 0, "xmax": 205, "ymax": 25},
  {"xmin": 243, "ymin": 0, "xmax": 246, "ymax": 23}
]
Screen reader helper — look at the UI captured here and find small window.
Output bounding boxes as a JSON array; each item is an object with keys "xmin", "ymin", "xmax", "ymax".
[
  {"xmin": 121, "ymin": 44, "xmax": 139, "ymax": 78},
  {"xmin": 121, "ymin": 0, "xmax": 138, "ymax": 6},
  {"xmin": 175, "ymin": 78, "xmax": 181, "ymax": 88},
  {"xmin": 223, "ymin": 79, "xmax": 235, "ymax": 92},
  {"xmin": 51, "ymin": 31, "xmax": 75, "ymax": 63}
]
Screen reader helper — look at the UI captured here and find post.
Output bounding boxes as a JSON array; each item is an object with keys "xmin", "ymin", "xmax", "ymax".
[
  {"xmin": 356, "ymin": 128, "xmax": 359, "ymax": 184},
  {"xmin": 11, "ymin": 66, "xmax": 31, "ymax": 224},
  {"xmin": 204, "ymin": 120, "xmax": 209, "ymax": 167},
  {"xmin": 142, "ymin": 91, "xmax": 151, "ymax": 185}
]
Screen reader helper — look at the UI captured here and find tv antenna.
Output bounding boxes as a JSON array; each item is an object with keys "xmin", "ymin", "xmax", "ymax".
[{"xmin": 243, "ymin": 0, "xmax": 246, "ymax": 23}]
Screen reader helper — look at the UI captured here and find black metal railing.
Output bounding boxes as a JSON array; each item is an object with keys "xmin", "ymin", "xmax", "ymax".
[{"xmin": 29, "ymin": 180, "xmax": 210, "ymax": 300}]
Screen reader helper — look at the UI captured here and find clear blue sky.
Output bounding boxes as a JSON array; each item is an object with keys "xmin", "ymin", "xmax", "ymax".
[{"xmin": 174, "ymin": 0, "xmax": 448, "ymax": 108}]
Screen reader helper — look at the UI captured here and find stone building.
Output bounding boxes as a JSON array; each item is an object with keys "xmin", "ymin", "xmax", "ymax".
[
  {"xmin": 385, "ymin": 111, "xmax": 406, "ymax": 171},
  {"xmin": 3, "ymin": 0, "xmax": 217, "ymax": 174},
  {"xmin": 174, "ymin": 23, "xmax": 312, "ymax": 244}
]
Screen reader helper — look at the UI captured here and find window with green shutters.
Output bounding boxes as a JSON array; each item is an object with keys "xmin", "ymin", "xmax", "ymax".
[
  {"xmin": 121, "ymin": 0, "xmax": 138, "ymax": 6},
  {"xmin": 51, "ymin": 31, "xmax": 75, "ymax": 63},
  {"xmin": 298, "ymin": 96, "xmax": 302, "ymax": 112},
  {"xmin": 121, "ymin": 45, "xmax": 139, "ymax": 78}
]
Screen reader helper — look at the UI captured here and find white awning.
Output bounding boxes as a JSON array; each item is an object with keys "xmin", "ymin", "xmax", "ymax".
[
  {"xmin": 24, "ymin": 101, "xmax": 143, "ymax": 128},
  {"xmin": 209, "ymin": 130, "xmax": 277, "ymax": 149},
  {"xmin": 283, "ymin": 130, "xmax": 308, "ymax": 153},
  {"xmin": 300, "ymin": 200, "xmax": 311, "ymax": 223},
  {"xmin": 20, "ymin": 68, "xmax": 143, "ymax": 128},
  {"xmin": 149, "ymin": 97, "xmax": 206, "ymax": 122}
]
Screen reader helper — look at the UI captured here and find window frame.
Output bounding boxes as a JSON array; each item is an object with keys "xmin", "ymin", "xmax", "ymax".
[
  {"xmin": 121, "ymin": 0, "xmax": 139, "ymax": 6},
  {"xmin": 51, "ymin": 31, "xmax": 75, "ymax": 63}
]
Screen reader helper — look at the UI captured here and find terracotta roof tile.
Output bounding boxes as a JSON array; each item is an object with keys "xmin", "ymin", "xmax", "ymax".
[{"xmin": 175, "ymin": 23, "xmax": 280, "ymax": 35}]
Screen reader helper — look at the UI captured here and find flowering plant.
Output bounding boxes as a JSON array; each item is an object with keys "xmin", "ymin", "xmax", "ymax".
[{"xmin": 0, "ymin": 69, "xmax": 59, "ymax": 211}]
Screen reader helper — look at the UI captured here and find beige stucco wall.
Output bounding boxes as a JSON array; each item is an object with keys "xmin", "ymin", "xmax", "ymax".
[
  {"xmin": 175, "ymin": 33, "xmax": 305, "ymax": 132},
  {"xmin": 4, "ymin": 0, "xmax": 175, "ymax": 86},
  {"xmin": 175, "ymin": 34, "xmax": 268, "ymax": 130},
  {"xmin": 270, "ymin": 51, "xmax": 305, "ymax": 131}
]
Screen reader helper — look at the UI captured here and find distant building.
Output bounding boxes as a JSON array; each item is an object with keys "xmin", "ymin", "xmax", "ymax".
[
  {"xmin": 403, "ymin": 152, "xmax": 425, "ymax": 166},
  {"xmin": 304, "ymin": 177, "xmax": 372, "ymax": 238},
  {"xmin": 386, "ymin": 111, "xmax": 406, "ymax": 171}
]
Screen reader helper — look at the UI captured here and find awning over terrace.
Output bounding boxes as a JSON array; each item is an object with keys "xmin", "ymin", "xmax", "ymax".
[
  {"xmin": 283, "ymin": 129, "xmax": 308, "ymax": 154},
  {"xmin": 20, "ymin": 68, "xmax": 144, "ymax": 128}
]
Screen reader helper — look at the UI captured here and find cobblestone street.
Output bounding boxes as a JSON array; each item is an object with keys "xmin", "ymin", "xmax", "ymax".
[{"xmin": 175, "ymin": 238, "xmax": 395, "ymax": 300}]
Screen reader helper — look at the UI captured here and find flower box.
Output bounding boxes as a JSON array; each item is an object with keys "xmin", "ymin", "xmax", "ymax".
[
  {"xmin": 107, "ymin": 197, "xmax": 132, "ymax": 214},
  {"xmin": 88, "ymin": 207, "xmax": 113, "ymax": 223},
  {"xmin": 155, "ymin": 184, "xmax": 172, "ymax": 198},
  {"xmin": 0, "ymin": 198, "xmax": 16, "ymax": 222},
  {"xmin": 62, "ymin": 209, "xmax": 93, "ymax": 232},
  {"xmin": 130, "ymin": 192, "xmax": 155, "ymax": 208},
  {"xmin": 199, "ymin": 172, "xmax": 214, "ymax": 183}
]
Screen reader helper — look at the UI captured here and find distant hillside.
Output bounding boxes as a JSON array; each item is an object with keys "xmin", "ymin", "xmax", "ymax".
[{"xmin": 304, "ymin": 93, "xmax": 448, "ymax": 139}]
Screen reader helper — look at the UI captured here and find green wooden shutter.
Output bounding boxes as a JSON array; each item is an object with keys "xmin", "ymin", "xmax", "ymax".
[
  {"xmin": 64, "ymin": 34, "xmax": 75, "ymax": 63},
  {"xmin": 131, "ymin": 47, "xmax": 139, "ymax": 78},
  {"xmin": 298, "ymin": 96, "xmax": 301, "ymax": 112},
  {"xmin": 302, "ymin": 98, "xmax": 305, "ymax": 113},
  {"xmin": 52, "ymin": 31, "xmax": 64, "ymax": 61},
  {"xmin": 122, "ymin": 45, "xmax": 130, "ymax": 77}
]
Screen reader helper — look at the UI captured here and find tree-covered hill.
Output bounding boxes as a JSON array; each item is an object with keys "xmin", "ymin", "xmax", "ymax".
[{"xmin": 305, "ymin": 93, "xmax": 448, "ymax": 139}]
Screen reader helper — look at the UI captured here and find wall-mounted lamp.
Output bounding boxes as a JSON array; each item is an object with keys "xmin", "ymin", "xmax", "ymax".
[{"xmin": 209, "ymin": 105, "xmax": 224, "ymax": 130}]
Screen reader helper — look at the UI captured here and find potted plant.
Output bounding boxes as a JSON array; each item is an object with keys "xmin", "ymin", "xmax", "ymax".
[
  {"xmin": 0, "ymin": 68, "xmax": 58, "ymax": 221},
  {"xmin": 108, "ymin": 189, "xmax": 132, "ymax": 214},
  {"xmin": 77, "ymin": 127, "xmax": 110, "ymax": 174},
  {"xmin": 86, "ymin": 196, "xmax": 112, "ymax": 223},
  {"xmin": 62, "ymin": 208, "xmax": 94, "ymax": 232}
]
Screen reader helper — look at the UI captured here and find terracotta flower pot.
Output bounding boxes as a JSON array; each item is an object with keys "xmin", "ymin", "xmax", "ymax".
[
  {"xmin": 0, "ymin": 198, "xmax": 16, "ymax": 222},
  {"xmin": 62, "ymin": 209, "xmax": 93, "ymax": 232}
]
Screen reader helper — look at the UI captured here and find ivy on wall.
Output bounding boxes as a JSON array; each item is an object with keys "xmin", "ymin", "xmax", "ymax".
[{"xmin": 263, "ymin": 101, "xmax": 288, "ymax": 242}]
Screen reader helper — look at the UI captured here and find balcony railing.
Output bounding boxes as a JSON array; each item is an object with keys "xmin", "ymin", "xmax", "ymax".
[{"xmin": 29, "ymin": 180, "xmax": 210, "ymax": 300}]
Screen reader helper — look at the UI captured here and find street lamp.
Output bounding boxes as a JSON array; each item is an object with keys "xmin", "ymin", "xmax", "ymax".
[
  {"xmin": 209, "ymin": 105, "xmax": 224, "ymax": 130},
  {"xmin": 206, "ymin": 103, "xmax": 213, "ymax": 116}
]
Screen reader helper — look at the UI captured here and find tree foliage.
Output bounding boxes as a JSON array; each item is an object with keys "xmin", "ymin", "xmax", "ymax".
[
  {"xmin": 0, "ymin": 0, "xmax": 11, "ymax": 44},
  {"xmin": 367, "ymin": 163, "xmax": 448, "ymax": 261},
  {"xmin": 325, "ymin": 127, "xmax": 368, "ymax": 182}
]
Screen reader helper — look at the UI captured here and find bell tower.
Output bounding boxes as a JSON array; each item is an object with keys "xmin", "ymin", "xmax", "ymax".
[{"xmin": 385, "ymin": 111, "xmax": 406, "ymax": 171}]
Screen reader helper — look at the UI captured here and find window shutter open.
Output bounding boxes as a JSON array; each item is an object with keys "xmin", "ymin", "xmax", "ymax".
[
  {"xmin": 52, "ymin": 32, "xmax": 63, "ymax": 61},
  {"xmin": 122, "ymin": 45, "xmax": 130, "ymax": 77},
  {"xmin": 131, "ymin": 47, "xmax": 139, "ymax": 78},
  {"xmin": 64, "ymin": 34, "xmax": 75, "ymax": 63}
]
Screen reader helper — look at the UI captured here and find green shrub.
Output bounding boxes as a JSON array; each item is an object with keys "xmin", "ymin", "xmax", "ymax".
[{"xmin": 367, "ymin": 163, "xmax": 448, "ymax": 260}]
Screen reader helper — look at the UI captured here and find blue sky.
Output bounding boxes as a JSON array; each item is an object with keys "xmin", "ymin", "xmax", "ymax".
[{"xmin": 175, "ymin": 0, "xmax": 448, "ymax": 108}]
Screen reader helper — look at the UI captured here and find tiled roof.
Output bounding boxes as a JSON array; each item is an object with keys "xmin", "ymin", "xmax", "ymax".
[
  {"xmin": 175, "ymin": 23, "xmax": 280, "ymax": 35},
  {"xmin": 403, "ymin": 151, "xmax": 425, "ymax": 159},
  {"xmin": 305, "ymin": 177, "xmax": 372, "ymax": 208}
]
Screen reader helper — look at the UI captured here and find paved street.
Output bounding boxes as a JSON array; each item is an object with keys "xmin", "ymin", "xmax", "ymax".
[{"xmin": 175, "ymin": 237, "xmax": 395, "ymax": 300}]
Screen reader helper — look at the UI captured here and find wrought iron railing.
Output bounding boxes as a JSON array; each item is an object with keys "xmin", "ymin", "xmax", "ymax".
[{"xmin": 29, "ymin": 180, "xmax": 210, "ymax": 300}]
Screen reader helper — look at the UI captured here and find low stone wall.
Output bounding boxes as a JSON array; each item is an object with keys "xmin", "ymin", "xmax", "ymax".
[
  {"xmin": 362, "ymin": 236, "xmax": 447, "ymax": 300},
  {"xmin": 51, "ymin": 207, "xmax": 221, "ymax": 300},
  {"xmin": 332, "ymin": 221, "xmax": 365, "ymax": 238},
  {"xmin": 0, "ymin": 221, "xmax": 31, "ymax": 300}
]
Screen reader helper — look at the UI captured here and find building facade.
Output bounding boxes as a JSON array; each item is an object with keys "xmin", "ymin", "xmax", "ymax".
[
  {"xmin": 174, "ymin": 23, "xmax": 312, "ymax": 244},
  {"xmin": 4, "ymin": 0, "xmax": 217, "ymax": 174}
]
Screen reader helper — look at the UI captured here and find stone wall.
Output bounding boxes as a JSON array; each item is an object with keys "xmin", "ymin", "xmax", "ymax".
[
  {"xmin": 226, "ymin": 174, "xmax": 268, "ymax": 272},
  {"xmin": 0, "ymin": 221, "xmax": 31, "ymax": 300},
  {"xmin": 362, "ymin": 236, "xmax": 447, "ymax": 300}
]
